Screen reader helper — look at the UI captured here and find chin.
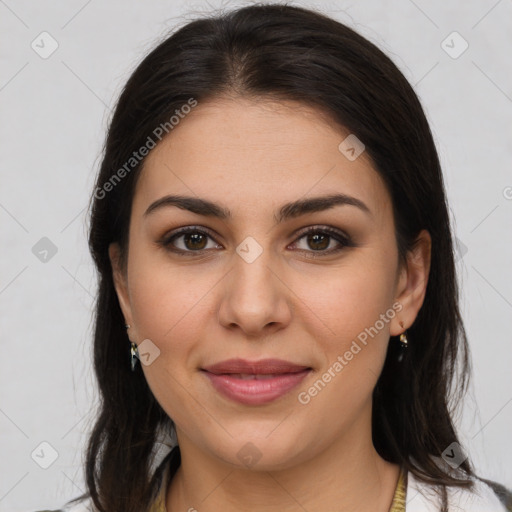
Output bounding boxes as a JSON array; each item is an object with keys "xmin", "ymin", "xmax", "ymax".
[{"xmin": 206, "ymin": 431, "xmax": 311, "ymax": 472}]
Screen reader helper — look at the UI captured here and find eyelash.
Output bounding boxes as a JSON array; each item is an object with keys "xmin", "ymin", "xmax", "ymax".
[{"xmin": 158, "ymin": 225, "xmax": 354, "ymax": 258}]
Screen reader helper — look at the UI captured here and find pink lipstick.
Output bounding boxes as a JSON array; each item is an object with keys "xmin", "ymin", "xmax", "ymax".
[{"xmin": 201, "ymin": 358, "xmax": 311, "ymax": 405}]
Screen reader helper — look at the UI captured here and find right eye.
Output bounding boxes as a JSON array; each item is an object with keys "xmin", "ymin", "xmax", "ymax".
[{"xmin": 160, "ymin": 227, "xmax": 222, "ymax": 255}]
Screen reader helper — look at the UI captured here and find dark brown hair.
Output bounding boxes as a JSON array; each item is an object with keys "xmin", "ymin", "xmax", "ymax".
[{"xmin": 72, "ymin": 3, "xmax": 476, "ymax": 511}]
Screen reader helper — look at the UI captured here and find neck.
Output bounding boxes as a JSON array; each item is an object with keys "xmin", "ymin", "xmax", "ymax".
[{"xmin": 166, "ymin": 414, "xmax": 400, "ymax": 512}]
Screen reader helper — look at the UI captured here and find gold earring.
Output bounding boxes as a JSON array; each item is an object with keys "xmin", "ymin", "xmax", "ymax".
[
  {"xmin": 398, "ymin": 321, "xmax": 408, "ymax": 345},
  {"xmin": 398, "ymin": 321, "xmax": 408, "ymax": 362}
]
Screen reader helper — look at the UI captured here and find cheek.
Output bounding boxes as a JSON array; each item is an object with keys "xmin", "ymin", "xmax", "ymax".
[
  {"xmin": 127, "ymin": 246, "xmax": 214, "ymax": 341},
  {"xmin": 126, "ymin": 253, "xmax": 221, "ymax": 399},
  {"xmin": 294, "ymin": 280, "xmax": 395, "ymax": 423},
  {"xmin": 297, "ymin": 258, "xmax": 396, "ymax": 341},
  {"xmin": 126, "ymin": 259, "xmax": 215, "ymax": 429},
  {"xmin": 292, "ymin": 253, "xmax": 397, "ymax": 398}
]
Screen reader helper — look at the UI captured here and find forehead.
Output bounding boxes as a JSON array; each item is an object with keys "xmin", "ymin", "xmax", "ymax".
[{"xmin": 134, "ymin": 97, "xmax": 391, "ymax": 221}]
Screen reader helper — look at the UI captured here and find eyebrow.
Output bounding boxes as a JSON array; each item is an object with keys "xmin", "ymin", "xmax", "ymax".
[{"xmin": 143, "ymin": 193, "xmax": 372, "ymax": 223}]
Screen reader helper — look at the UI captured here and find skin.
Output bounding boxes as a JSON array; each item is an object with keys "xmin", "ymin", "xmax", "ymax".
[{"xmin": 109, "ymin": 97, "xmax": 431, "ymax": 512}]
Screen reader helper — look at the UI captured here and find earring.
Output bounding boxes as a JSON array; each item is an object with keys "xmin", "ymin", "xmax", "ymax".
[
  {"xmin": 398, "ymin": 321, "xmax": 408, "ymax": 363},
  {"xmin": 125, "ymin": 324, "xmax": 139, "ymax": 371}
]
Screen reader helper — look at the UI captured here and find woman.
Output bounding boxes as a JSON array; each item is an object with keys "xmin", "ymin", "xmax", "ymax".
[{"xmin": 37, "ymin": 3, "xmax": 511, "ymax": 512}]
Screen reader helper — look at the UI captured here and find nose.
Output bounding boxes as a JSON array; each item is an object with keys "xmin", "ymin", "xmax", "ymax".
[{"xmin": 217, "ymin": 246, "xmax": 292, "ymax": 338}]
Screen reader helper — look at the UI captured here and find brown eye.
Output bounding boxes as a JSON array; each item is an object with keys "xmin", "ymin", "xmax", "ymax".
[
  {"xmin": 160, "ymin": 225, "xmax": 353, "ymax": 258},
  {"xmin": 305, "ymin": 232, "xmax": 330, "ymax": 251},
  {"xmin": 161, "ymin": 227, "xmax": 220, "ymax": 254},
  {"xmin": 290, "ymin": 226, "xmax": 354, "ymax": 257},
  {"xmin": 182, "ymin": 232, "xmax": 208, "ymax": 250}
]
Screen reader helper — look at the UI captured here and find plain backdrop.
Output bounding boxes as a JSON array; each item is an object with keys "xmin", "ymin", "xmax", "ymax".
[{"xmin": 1, "ymin": 0, "xmax": 511, "ymax": 510}]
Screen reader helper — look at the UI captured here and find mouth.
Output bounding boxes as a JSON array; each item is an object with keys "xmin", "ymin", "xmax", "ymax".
[{"xmin": 201, "ymin": 358, "xmax": 312, "ymax": 405}]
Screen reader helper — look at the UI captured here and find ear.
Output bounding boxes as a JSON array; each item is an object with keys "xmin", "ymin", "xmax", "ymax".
[
  {"xmin": 390, "ymin": 229, "xmax": 432, "ymax": 336},
  {"xmin": 109, "ymin": 242, "xmax": 134, "ymax": 333}
]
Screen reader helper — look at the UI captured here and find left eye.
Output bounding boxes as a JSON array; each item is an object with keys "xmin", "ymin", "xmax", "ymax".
[{"xmin": 290, "ymin": 227, "xmax": 352, "ymax": 255}]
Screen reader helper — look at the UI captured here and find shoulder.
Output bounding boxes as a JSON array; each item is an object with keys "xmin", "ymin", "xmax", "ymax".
[{"xmin": 406, "ymin": 470, "xmax": 512, "ymax": 511}]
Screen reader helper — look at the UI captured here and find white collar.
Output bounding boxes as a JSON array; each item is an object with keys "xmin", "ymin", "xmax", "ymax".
[{"xmin": 406, "ymin": 469, "xmax": 508, "ymax": 511}]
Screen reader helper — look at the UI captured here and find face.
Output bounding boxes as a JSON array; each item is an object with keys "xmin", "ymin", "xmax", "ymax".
[{"xmin": 110, "ymin": 97, "xmax": 430, "ymax": 471}]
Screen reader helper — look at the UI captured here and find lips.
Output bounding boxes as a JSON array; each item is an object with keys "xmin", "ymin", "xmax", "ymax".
[
  {"xmin": 201, "ymin": 358, "xmax": 312, "ymax": 405},
  {"xmin": 202, "ymin": 358, "xmax": 310, "ymax": 375}
]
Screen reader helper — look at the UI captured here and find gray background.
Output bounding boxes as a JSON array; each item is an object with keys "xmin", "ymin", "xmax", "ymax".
[{"xmin": 1, "ymin": 0, "xmax": 511, "ymax": 510}]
